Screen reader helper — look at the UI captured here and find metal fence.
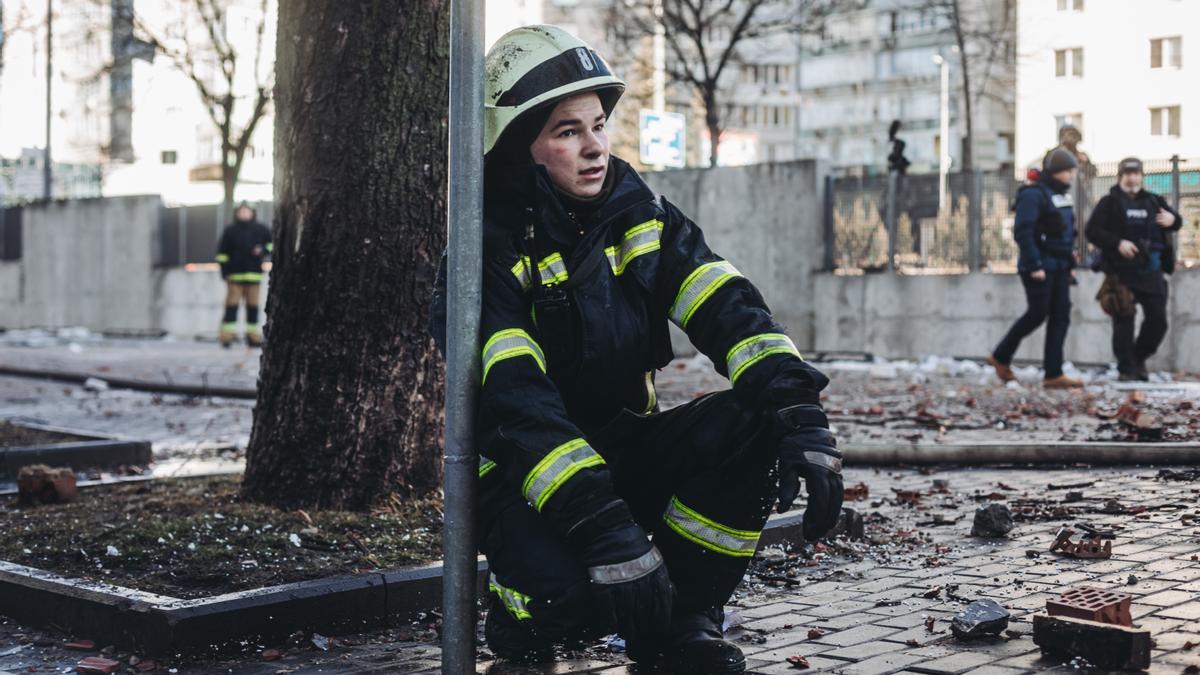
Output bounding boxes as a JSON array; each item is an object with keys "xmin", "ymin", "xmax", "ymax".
[
  {"xmin": 0, "ymin": 161, "xmax": 104, "ymax": 206},
  {"xmin": 828, "ymin": 156, "xmax": 1200, "ymax": 273},
  {"xmin": 158, "ymin": 200, "xmax": 275, "ymax": 267}
]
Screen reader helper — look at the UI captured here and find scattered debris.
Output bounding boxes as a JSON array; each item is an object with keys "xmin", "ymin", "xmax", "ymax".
[
  {"xmin": 1127, "ymin": 574, "xmax": 1139, "ymax": 585},
  {"xmin": 1158, "ymin": 468, "xmax": 1200, "ymax": 482},
  {"xmin": 1032, "ymin": 614, "xmax": 1151, "ymax": 671},
  {"xmin": 1064, "ymin": 491, "xmax": 1084, "ymax": 503},
  {"xmin": 924, "ymin": 616, "xmax": 937, "ymax": 632},
  {"xmin": 1049, "ymin": 527, "xmax": 1112, "ymax": 559},
  {"xmin": 892, "ymin": 488, "xmax": 923, "ymax": 505},
  {"xmin": 785, "ymin": 654, "xmax": 811, "ymax": 669},
  {"xmin": 971, "ymin": 503, "xmax": 1014, "ymax": 538},
  {"xmin": 828, "ymin": 507, "xmax": 865, "ymax": 540},
  {"xmin": 931, "ymin": 479, "xmax": 951, "ymax": 493},
  {"xmin": 1047, "ymin": 587, "xmax": 1132, "ymax": 627},
  {"xmin": 64, "ymin": 640, "xmax": 96, "ymax": 651},
  {"xmin": 922, "ymin": 586, "xmax": 942, "ymax": 599},
  {"xmin": 311, "ymin": 632, "xmax": 333, "ymax": 651},
  {"xmin": 1048, "ymin": 480, "xmax": 1096, "ymax": 490},
  {"xmin": 806, "ymin": 628, "xmax": 826, "ymax": 639},
  {"xmin": 76, "ymin": 656, "xmax": 121, "ymax": 674},
  {"xmin": 844, "ymin": 483, "xmax": 870, "ymax": 501},
  {"xmin": 261, "ymin": 648, "xmax": 281, "ymax": 661},
  {"xmin": 950, "ymin": 599, "xmax": 1010, "ymax": 639}
]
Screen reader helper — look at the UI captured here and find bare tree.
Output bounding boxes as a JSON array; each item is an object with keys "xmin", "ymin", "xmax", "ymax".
[
  {"xmin": 610, "ymin": 0, "xmax": 843, "ymax": 167},
  {"xmin": 919, "ymin": 0, "xmax": 1015, "ymax": 172},
  {"xmin": 133, "ymin": 0, "xmax": 274, "ymax": 212}
]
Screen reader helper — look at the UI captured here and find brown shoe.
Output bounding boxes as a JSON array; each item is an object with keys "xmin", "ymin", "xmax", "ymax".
[
  {"xmin": 985, "ymin": 355, "xmax": 1016, "ymax": 383},
  {"xmin": 1043, "ymin": 374, "xmax": 1083, "ymax": 389}
]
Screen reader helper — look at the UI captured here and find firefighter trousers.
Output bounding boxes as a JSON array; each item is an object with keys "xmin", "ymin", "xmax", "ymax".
[{"xmin": 478, "ymin": 389, "xmax": 777, "ymax": 640}]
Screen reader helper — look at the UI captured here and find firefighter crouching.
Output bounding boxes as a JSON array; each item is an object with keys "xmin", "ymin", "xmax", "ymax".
[
  {"xmin": 435, "ymin": 26, "xmax": 843, "ymax": 673},
  {"xmin": 215, "ymin": 202, "xmax": 272, "ymax": 347}
]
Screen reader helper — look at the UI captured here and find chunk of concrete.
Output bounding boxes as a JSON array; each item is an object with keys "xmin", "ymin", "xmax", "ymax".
[
  {"xmin": 950, "ymin": 599, "xmax": 1010, "ymax": 639},
  {"xmin": 971, "ymin": 503, "xmax": 1014, "ymax": 538}
]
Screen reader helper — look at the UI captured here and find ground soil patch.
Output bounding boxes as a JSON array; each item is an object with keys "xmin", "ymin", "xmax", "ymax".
[
  {"xmin": 0, "ymin": 475, "xmax": 442, "ymax": 599},
  {"xmin": 0, "ymin": 421, "xmax": 92, "ymax": 448}
]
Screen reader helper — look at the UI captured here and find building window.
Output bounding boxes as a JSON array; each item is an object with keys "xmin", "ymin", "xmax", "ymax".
[
  {"xmin": 161, "ymin": 150, "xmax": 178, "ymax": 164},
  {"xmin": 1056, "ymin": 0, "xmax": 1083, "ymax": 10},
  {"xmin": 1054, "ymin": 47, "xmax": 1083, "ymax": 78},
  {"xmin": 1151, "ymin": 37, "xmax": 1182, "ymax": 69},
  {"xmin": 1150, "ymin": 106, "xmax": 1181, "ymax": 137}
]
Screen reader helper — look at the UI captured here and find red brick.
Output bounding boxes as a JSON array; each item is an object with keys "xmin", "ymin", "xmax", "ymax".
[
  {"xmin": 1046, "ymin": 587, "xmax": 1133, "ymax": 627},
  {"xmin": 76, "ymin": 657, "xmax": 121, "ymax": 674}
]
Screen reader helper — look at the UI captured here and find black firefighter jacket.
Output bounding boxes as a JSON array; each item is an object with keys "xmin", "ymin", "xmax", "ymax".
[
  {"xmin": 475, "ymin": 157, "xmax": 828, "ymax": 537},
  {"xmin": 216, "ymin": 219, "xmax": 273, "ymax": 282}
]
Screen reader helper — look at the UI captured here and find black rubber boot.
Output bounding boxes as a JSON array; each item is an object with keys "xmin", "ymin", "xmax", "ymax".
[
  {"xmin": 629, "ymin": 608, "xmax": 746, "ymax": 674},
  {"xmin": 483, "ymin": 596, "xmax": 555, "ymax": 664}
]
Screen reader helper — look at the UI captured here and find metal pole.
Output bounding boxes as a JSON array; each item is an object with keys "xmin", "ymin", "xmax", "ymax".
[
  {"xmin": 886, "ymin": 170, "xmax": 898, "ymax": 272},
  {"xmin": 443, "ymin": 0, "xmax": 484, "ymax": 671},
  {"xmin": 1170, "ymin": 154, "xmax": 1181, "ymax": 211},
  {"xmin": 43, "ymin": 0, "xmax": 53, "ymax": 200},
  {"xmin": 822, "ymin": 174, "xmax": 835, "ymax": 271}
]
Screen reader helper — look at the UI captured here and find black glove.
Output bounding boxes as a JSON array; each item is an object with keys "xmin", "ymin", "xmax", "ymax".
[
  {"xmin": 567, "ymin": 500, "xmax": 673, "ymax": 638},
  {"xmin": 775, "ymin": 403, "xmax": 844, "ymax": 541}
]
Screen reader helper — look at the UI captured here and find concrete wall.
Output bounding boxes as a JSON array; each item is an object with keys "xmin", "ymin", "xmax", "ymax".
[
  {"xmin": 0, "ymin": 196, "xmax": 161, "ymax": 333},
  {"xmin": 813, "ymin": 270, "xmax": 1200, "ymax": 372},
  {"xmin": 645, "ymin": 160, "xmax": 829, "ymax": 352}
]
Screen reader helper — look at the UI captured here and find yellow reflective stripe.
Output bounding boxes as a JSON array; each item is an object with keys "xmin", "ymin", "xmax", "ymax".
[
  {"xmin": 510, "ymin": 257, "xmax": 533, "ymax": 290},
  {"xmin": 662, "ymin": 496, "xmax": 760, "ymax": 557},
  {"xmin": 481, "ymin": 329, "xmax": 546, "ymax": 384},
  {"xmin": 479, "ymin": 460, "xmax": 497, "ymax": 479},
  {"xmin": 488, "ymin": 573, "xmax": 533, "ymax": 620},
  {"xmin": 522, "ymin": 438, "xmax": 605, "ymax": 511},
  {"xmin": 643, "ymin": 372, "xmax": 657, "ymax": 414},
  {"xmin": 605, "ymin": 219, "xmax": 663, "ymax": 276},
  {"xmin": 726, "ymin": 333, "xmax": 801, "ymax": 385},
  {"xmin": 219, "ymin": 322, "xmax": 239, "ymax": 332},
  {"xmin": 215, "ymin": 254, "xmax": 230, "ymax": 263},
  {"xmin": 228, "ymin": 272, "xmax": 263, "ymax": 282},
  {"xmin": 669, "ymin": 261, "xmax": 741, "ymax": 328},
  {"xmin": 537, "ymin": 252, "xmax": 569, "ymax": 285}
]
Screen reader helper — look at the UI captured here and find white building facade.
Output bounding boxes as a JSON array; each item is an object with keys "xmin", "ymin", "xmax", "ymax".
[
  {"xmin": 1016, "ymin": 0, "xmax": 1200, "ymax": 166},
  {"xmin": 1, "ymin": 0, "xmax": 275, "ymax": 205}
]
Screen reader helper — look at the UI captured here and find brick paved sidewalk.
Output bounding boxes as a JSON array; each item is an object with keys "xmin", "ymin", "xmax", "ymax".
[{"xmin": 3, "ymin": 465, "xmax": 1197, "ymax": 674}]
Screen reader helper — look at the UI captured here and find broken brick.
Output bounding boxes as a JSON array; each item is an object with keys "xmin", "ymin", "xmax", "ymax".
[
  {"xmin": 1046, "ymin": 587, "xmax": 1132, "ymax": 627},
  {"xmin": 806, "ymin": 628, "xmax": 826, "ymax": 639},
  {"xmin": 261, "ymin": 648, "xmax": 282, "ymax": 661},
  {"xmin": 76, "ymin": 657, "xmax": 121, "ymax": 674},
  {"xmin": 1032, "ymin": 614, "xmax": 1150, "ymax": 671},
  {"xmin": 64, "ymin": 640, "xmax": 96, "ymax": 651},
  {"xmin": 1049, "ymin": 527, "xmax": 1112, "ymax": 559},
  {"xmin": 786, "ymin": 655, "xmax": 810, "ymax": 669},
  {"xmin": 843, "ymin": 483, "xmax": 869, "ymax": 501}
]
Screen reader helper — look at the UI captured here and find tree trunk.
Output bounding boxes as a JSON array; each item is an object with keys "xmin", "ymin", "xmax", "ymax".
[
  {"xmin": 241, "ymin": 0, "xmax": 448, "ymax": 510},
  {"xmin": 951, "ymin": 0, "xmax": 974, "ymax": 172},
  {"xmin": 704, "ymin": 87, "xmax": 720, "ymax": 168}
]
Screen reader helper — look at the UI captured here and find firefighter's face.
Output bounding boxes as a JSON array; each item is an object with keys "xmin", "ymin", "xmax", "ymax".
[
  {"xmin": 236, "ymin": 206, "xmax": 253, "ymax": 221},
  {"xmin": 530, "ymin": 93, "xmax": 610, "ymax": 198}
]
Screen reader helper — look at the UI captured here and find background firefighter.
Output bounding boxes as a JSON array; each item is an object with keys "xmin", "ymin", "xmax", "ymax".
[
  {"xmin": 1084, "ymin": 157, "xmax": 1184, "ymax": 381},
  {"xmin": 215, "ymin": 202, "xmax": 273, "ymax": 347},
  {"xmin": 432, "ymin": 25, "xmax": 843, "ymax": 674}
]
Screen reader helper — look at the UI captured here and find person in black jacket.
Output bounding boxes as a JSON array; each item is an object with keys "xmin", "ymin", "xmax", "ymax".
[
  {"xmin": 987, "ymin": 147, "xmax": 1083, "ymax": 389},
  {"xmin": 456, "ymin": 26, "xmax": 842, "ymax": 673},
  {"xmin": 215, "ymin": 203, "xmax": 272, "ymax": 347},
  {"xmin": 1084, "ymin": 157, "xmax": 1184, "ymax": 380}
]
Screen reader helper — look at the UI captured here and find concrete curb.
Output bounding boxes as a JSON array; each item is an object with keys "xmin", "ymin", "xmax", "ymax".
[
  {"xmin": 2, "ymin": 440, "xmax": 154, "ymax": 475},
  {"xmin": 0, "ymin": 514, "xmax": 806, "ymax": 656},
  {"xmin": 0, "ymin": 364, "xmax": 257, "ymax": 399},
  {"xmin": 843, "ymin": 441, "xmax": 1200, "ymax": 465}
]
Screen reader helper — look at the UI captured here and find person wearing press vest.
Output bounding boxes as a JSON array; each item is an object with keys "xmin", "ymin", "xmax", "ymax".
[
  {"xmin": 987, "ymin": 147, "xmax": 1083, "ymax": 388},
  {"xmin": 430, "ymin": 25, "xmax": 842, "ymax": 673},
  {"xmin": 1085, "ymin": 157, "xmax": 1183, "ymax": 381}
]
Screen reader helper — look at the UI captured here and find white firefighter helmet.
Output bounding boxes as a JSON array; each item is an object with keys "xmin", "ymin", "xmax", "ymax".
[{"xmin": 485, "ymin": 25, "xmax": 625, "ymax": 155}]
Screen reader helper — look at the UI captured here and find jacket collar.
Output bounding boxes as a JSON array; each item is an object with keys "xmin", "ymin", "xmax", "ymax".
[{"xmin": 485, "ymin": 156, "xmax": 657, "ymax": 246}]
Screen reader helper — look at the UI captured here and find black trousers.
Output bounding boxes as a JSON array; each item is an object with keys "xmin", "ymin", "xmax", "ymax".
[
  {"xmin": 993, "ymin": 269, "xmax": 1072, "ymax": 378},
  {"xmin": 1112, "ymin": 283, "xmax": 1168, "ymax": 374},
  {"xmin": 478, "ymin": 390, "xmax": 776, "ymax": 640}
]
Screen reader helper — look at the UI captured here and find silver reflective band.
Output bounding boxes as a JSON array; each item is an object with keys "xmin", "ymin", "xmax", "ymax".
[
  {"xmin": 537, "ymin": 253, "xmax": 568, "ymax": 285},
  {"xmin": 606, "ymin": 220, "xmax": 663, "ymax": 276},
  {"xmin": 670, "ymin": 260, "xmax": 741, "ymax": 328},
  {"xmin": 481, "ymin": 329, "xmax": 546, "ymax": 384},
  {"xmin": 510, "ymin": 258, "xmax": 533, "ymax": 289},
  {"xmin": 587, "ymin": 547, "xmax": 664, "ymax": 584},
  {"xmin": 726, "ymin": 333, "xmax": 800, "ymax": 385},
  {"xmin": 803, "ymin": 450, "xmax": 843, "ymax": 475},
  {"xmin": 522, "ymin": 438, "xmax": 605, "ymax": 511},
  {"xmin": 488, "ymin": 573, "xmax": 533, "ymax": 620},
  {"xmin": 662, "ymin": 497, "xmax": 760, "ymax": 557}
]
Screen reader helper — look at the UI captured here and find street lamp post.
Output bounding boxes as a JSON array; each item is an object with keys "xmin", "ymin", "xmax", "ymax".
[{"xmin": 932, "ymin": 53, "xmax": 949, "ymax": 212}]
